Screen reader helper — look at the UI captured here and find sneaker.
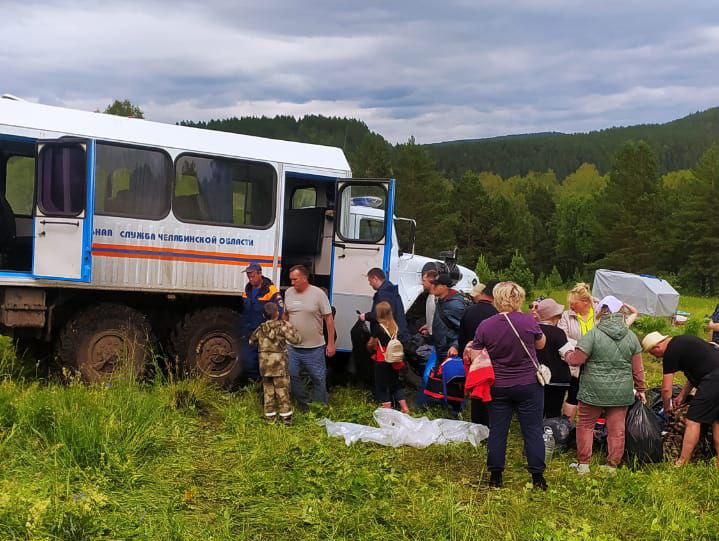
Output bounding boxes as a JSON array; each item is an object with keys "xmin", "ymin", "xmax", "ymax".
[
  {"xmin": 489, "ymin": 471, "xmax": 503, "ymax": 488},
  {"xmin": 599, "ymin": 464, "xmax": 617, "ymax": 476},
  {"xmin": 531, "ymin": 473, "xmax": 548, "ymax": 491},
  {"xmin": 569, "ymin": 463, "xmax": 590, "ymax": 475}
]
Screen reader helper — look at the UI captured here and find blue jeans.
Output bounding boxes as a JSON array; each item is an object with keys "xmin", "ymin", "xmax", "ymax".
[
  {"xmin": 241, "ymin": 342, "xmax": 260, "ymax": 382},
  {"xmin": 288, "ymin": 346, "xmax": 328, "ymax": 406},
  {"xmin": 487, "ymin": 383, "xmax": 545, "ymax": 474}
]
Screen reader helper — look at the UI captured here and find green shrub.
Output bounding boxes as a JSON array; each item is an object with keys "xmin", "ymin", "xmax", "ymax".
[
  {"xmin": 681, "ymin": 318, "xmax": 706, "ymax": 338},
  {"xmin": 633, "ymin": 316, "xmax": 672, "ymax": 338}
]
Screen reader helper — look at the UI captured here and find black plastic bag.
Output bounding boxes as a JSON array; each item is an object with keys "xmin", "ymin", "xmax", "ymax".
[
  {"xmin": 350, "ymin": 320, "xmax": 373, "ymax": 387},
  {"xmin": 625, "ymin": 399, "xmax": 663, "ymax": 464},
  {"xmin": 543, "ymin": 417, "xmax": 575, "ymax": 452}
]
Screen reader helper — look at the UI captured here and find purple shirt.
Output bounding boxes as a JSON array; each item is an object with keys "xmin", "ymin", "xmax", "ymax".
[{"xmin": 472, "ymin": 312, "xmax": 543, "ymax": 387}]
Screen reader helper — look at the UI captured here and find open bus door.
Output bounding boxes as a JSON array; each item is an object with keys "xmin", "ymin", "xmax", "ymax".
[
  {"xmin": 33, "ymin": 138, "xmax": 93, "ymax": 281},
  {"xmin": 331, "ymin": 178, "xmax": 394, "ymax": 351}
]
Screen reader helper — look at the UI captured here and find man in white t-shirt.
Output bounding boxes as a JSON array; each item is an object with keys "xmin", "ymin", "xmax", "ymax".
[{"xmin": 284, "ymin": 265, "xmax": 335, "ymax": 409}]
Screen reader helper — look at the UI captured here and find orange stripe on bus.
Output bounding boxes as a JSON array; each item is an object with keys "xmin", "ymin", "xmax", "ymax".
[
  {"xmin": 91, "ymin": 250, "xmax": 276, "ymax": 267},
  {"xmin": 91, "ymin": 243, "xmax": 280, "ymax": 262}
]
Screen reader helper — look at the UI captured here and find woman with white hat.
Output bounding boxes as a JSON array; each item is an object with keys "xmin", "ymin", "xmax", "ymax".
[
  {"xmin": 643, "ymin": 331, "xmax": 719, "ymax": 466},
  {"xmin": 564, "ymin": 297, "xmax": 647, "ymax": 474}
]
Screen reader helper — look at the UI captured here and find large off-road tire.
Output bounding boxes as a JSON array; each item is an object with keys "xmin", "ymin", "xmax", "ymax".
[
  {"xmin": 170, "ymin": 306, "xmax": 243, "ymax": 388},
  {"xmin": 57, "ymin": 303, "xmax": 155, "ymax": 382}
]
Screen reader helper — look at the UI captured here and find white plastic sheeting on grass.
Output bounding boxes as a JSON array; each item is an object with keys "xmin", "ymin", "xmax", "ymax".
[{"xmin": 320, "ymin": 408, "xmax": 489, "ymax": 448}]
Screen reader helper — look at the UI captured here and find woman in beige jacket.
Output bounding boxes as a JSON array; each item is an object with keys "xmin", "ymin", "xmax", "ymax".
[
  {"xmin": 558, "ymin": 283, "xmax": 600, "ymax": 419},
  {"xmin": 558, "ymin": 284, "xmax": 639, "ymax": 419}
]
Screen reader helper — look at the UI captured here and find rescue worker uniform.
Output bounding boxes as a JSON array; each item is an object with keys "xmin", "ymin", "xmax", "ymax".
[
  {"xmin": 241, "ymin": 274, "xmax": 284, "ymax": 381},
  {"xmin": 249, "ymin": 319, "xmax": 302, "ymax": 423}
]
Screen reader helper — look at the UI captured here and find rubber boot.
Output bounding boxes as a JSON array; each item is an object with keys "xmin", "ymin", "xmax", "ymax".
[{"xmin": 489, "ymin": 471, "xmax": 503, "ymax": 488}]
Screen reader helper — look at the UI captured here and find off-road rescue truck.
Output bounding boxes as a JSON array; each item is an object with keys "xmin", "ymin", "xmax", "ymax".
[{"xmin": 0, "ymin": 95, "xmax": 477, "ymax": 385}]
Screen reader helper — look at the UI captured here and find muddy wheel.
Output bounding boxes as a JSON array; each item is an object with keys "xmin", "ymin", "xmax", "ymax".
[
  {"xmin": 57, "ymin": 304, "xmax": 154, "ymax": 382},
  {"xmin": 170, "ymin": 307, "xmax": 242, "ymax": 387}
]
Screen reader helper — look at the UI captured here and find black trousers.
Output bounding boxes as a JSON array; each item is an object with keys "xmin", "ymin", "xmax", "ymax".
[
  {"xmin": 374, "ymin": 362, "xmax": 405, "ymax": 403},
  {"xmin": 487, "ymin": 383, "xmax": 545, "ymax": 474},
  {"xmin": 470, "ymin": 398, "xmax": 490, "ymax": 426},
  {"xmin": 543, "ymin": 385, "xmax": 569, "ymax": 418}
]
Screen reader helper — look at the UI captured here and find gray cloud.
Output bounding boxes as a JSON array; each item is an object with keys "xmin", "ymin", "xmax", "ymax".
[{"xmin": 1, "ymin": 0, "xmax": 718, "ymax": 143}]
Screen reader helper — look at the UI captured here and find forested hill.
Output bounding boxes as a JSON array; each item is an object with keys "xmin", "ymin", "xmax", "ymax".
[
  {"xmin": 181, "ymin": 108, "xmax": 719, "ymax": 180},
  {"xmin": 425, "ymin": 107, "xmax": 719, "ymax": 179},
  {"xmin": 179, "ymin": 115, "xmax": 375, "ymax": 154}
]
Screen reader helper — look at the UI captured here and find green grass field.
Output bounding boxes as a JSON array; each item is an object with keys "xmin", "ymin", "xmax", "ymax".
[{"xmin": 0, "ymin": 292, "xmax": 717, "ymax": 540}]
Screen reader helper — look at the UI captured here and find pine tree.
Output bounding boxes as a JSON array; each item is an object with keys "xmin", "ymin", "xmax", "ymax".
[
  {"xmin": 502, "ymin": 250, "xmax": 535, "ymax": 298},
  {"xmin": 474, "ymin": 254, "xmax": 496, "ymax": 283}
]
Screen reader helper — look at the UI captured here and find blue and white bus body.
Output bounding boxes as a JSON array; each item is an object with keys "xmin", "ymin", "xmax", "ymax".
[{"xmin": 0, "ymin": 96, "xmax": 476, "ymax": 378}]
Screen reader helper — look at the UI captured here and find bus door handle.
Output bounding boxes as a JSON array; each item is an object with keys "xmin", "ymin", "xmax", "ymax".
[
  {"xmin": 333, "ymin": 242, "xmax": 380, "ymax": 257},
  {"xmin": 38, "ymin": 219, "xmax": 80, "ymax": 236},
  {"xmin": 40, "ymin": 220, "xmax": 80, "ymax": 227}
]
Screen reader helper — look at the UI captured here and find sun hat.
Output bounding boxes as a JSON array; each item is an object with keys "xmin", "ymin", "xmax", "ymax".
[
  {"xmin": 471, "ymin": 282, "xmax": 486, "ymax": 297},
  {"xmin": 537, "ymin": 298, "xmax": 565, "ymax": 322},
  {"xmin": 598, "ymin": 295, "xmax": 624, "ymax": 314},
  {"xmin": 642, "ymin": 331, "xmax": 669, "ymax": 352}
]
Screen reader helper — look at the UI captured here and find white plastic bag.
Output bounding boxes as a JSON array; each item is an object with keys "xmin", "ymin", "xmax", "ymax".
[{"xmin": 320, "ymin": 408, "xmax": 489, "ymax": 448}]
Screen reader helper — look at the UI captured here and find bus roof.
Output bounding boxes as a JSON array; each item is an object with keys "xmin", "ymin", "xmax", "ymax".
[{"xmin": 0, "ymin": 96, "xmax": 351, "ymax": 172}]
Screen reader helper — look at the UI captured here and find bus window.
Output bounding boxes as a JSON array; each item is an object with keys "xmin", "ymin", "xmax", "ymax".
[
  {"xmin": 173, "ymin": 155, "xmax": 275, "ymax": 228},
  {"xmin": 291, "ymin": 187, "xmax": 317, "ymax": 209},
  {"xmin": 4, "ymin": 156, "xmax": 35, "ymax": 215},
  {"xmin": 38, "ymin": 144, "xmax": 86, "ymax": 217},
  {"xmin": 95, "ymin": 144, "xmax": 172, "ymax": 219},
  {"xmin": 337, "ymin": 184, "xmax": 386, "ymax": 243},
  {"xmin": 358, "ymin": 217, "xmax": 384, "ymax": 241}
]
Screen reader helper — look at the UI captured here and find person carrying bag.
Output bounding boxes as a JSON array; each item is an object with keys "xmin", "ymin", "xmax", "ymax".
[{"xmin": 368, "ymin": 302, "xmax": 409, "ymax": 413}]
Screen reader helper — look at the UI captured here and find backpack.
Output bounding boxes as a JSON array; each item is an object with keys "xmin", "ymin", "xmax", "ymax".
[{"xmin": 379, "ymin": 324, "xmax": 405, "ymax": 364}]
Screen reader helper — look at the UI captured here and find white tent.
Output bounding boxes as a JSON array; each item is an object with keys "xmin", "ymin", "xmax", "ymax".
[{"xmin": 592, "ymin": 269, "xmax": 679, "ymax": 317}]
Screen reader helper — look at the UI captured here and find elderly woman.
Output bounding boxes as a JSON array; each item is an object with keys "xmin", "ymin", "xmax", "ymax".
[
  {"xmin": 536, "ymin": 298, "xmax": 573, "ymax": 418},
  {"xmin": 558, "ymin": 282, "xmax": 600, "ymax": 418},
  {"xmin": 470, "ymin": 281, "xmax": 547, "ymax": 490},
  {"xmin": 565, "ymin": 297, "xmax": 647, "ymax": 474}
]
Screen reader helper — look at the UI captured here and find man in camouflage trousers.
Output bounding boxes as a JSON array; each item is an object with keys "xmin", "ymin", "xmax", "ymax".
[{"xmin": 249, "ymin": 302, "xmax": 302, "ymax": 425}]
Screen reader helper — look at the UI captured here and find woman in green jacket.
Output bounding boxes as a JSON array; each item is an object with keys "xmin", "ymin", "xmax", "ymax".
[{"xmin": 565, "ymin": 296, "xmax": 646, "ymax": 474}]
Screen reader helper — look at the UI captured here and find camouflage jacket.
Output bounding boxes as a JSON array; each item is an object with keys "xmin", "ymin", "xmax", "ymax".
[{"xmin": 249, "ymin": 320, "xmax": 302, "ymax": 377}]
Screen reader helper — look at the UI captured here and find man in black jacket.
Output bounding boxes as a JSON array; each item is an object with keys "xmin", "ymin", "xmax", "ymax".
[{"xmin": 359, "ymin": 268, "xmax": 409, "ymax": 342}]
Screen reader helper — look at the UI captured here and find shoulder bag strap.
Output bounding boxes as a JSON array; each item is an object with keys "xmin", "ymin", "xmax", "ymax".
[
  {"xmin": 502, "ymin": 313, "xmax": 540, "ymax": 371},
  {"xmin": 377, "ymin": 323, "xmax": 394, "ymax": 353}
]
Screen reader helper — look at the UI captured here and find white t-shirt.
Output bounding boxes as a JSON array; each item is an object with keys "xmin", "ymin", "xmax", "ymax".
[
  {"xmin": 284, "ymin": 285, "xmax": 333, "ymax": 348},
  {"xmin": 425, "ymin": 294, "xmax": 436, "ymax": 335}
]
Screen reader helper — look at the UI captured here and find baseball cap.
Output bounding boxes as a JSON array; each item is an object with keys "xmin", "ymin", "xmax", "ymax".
[
  {"xmin": 244, "ymin": 263, "xmax": 262, "ymax": 273},
  {"xmin": 430, "ymin": 274, "xmax": 453, "ymax": 287},
  {"xmin": 471, "ymin": 282, "xmax": 486, "ymax": 297}
]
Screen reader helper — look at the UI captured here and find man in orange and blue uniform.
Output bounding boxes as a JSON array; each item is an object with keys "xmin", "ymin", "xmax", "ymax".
[{"xmin": 241, "ymin": 263, "xmax": 283, "ymax": 382}]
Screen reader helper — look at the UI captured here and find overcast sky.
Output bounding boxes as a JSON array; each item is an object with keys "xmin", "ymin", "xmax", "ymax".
[{"xmin": 2, "ymin": 1, "xmax": 718, "ymax": 143}]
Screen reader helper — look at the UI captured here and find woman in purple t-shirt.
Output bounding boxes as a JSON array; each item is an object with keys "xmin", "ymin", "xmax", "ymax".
[{"xmin": 472, "ymin": 281, "xmax": 547, "ymax": 490}]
